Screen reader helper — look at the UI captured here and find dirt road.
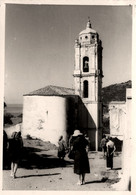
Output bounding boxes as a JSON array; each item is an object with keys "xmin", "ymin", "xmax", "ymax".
[{"xmin": 3, "ymin": 150, "xmax": 121, "ymax": 191}]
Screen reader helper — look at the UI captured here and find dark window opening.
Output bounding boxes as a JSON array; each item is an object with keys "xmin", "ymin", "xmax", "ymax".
[
  {"xmin": 83, "ymin": 56, "xmax": 89, "ymax": 72},
  {"xmin": 83, "ymin": 80, "xmax": 89, "ymax": 98}
]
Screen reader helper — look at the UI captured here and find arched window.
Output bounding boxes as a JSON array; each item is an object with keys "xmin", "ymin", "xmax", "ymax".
[
  {"xmin": 83, "ymin": 56, "xmax": 89, "ymax": 72},
  {"xmin": 83, "ymin": 80, "xmax": 88, "ymax": 98}
]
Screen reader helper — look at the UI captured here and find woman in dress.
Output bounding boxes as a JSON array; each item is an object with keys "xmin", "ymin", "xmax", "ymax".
[
  {"xmin": 72, "ymin": 130, "xmax": 90, "ymax": 185},
  {"xmin": 9, "ymin": 131, "xmax": 23, "ymax": 178},
  {"xmin": 57, "ymin": 135, "xmax": 66, "ymax": 160},
  {"xmin": 3, "ymin": 130, "xmax": 9, "ymax": 169}
]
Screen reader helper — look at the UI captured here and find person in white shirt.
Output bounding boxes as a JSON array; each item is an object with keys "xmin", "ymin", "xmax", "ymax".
[{"xmin": 106, "ymin": 137, "xmax": 116, "ymax": 170}]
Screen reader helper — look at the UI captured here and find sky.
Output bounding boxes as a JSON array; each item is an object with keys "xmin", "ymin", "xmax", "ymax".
[{"xmin": 4, "ymin": 4, "xmax": 132, "ymax": 104}]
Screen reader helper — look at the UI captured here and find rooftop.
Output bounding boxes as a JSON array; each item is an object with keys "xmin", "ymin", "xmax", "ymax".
[
  {"xmin": 79, "ymin": 19, "xmax": 96, "ymax": 35},
  {"xmin": 24, "ymin": 85, "xmax": 75, "ymax": 96}
]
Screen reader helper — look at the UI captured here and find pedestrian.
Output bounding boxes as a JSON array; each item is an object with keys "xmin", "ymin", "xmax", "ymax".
[
  {"xmin": 106, "ymin": 136, "xmax": 116, "ymax": 170},
  {"xmin": 57, "ymin": 135, "xmax": 66, "ymax": 160},
  {"xmin": 8, "ymin": 131, "xmax": 23, "ymax": 178},
  {"xmin": 72, "ymin": 130, "xmax": 90, "ymax": 185},
  {"xmin": 100, "ymin": 134, "xmax": 107, "ymax": 157},
  {"xmin": 84, "ymin": 133, "xmax": 90, "ymax": 153},
  {"xmin": 3, "ymin": 130, "xmax": 9, "ymax": 169}
]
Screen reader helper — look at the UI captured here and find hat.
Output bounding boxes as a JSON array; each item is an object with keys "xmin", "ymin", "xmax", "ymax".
[{"xmin": 73, "ymin": 130, "xmax": 82, "ymax": 137}]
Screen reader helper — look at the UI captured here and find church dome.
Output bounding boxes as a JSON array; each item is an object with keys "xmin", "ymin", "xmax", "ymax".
[
  {"xmin": 78, "ymin": 19, "xmax": 97, "ymax": 45},
  {"xmin": 79, "ymin": 19, "xmax": 96, "ymax": 35}
]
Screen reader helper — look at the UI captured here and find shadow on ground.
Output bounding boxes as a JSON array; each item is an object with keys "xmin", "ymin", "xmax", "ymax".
[
  {"xmin": 85, "ymin": 179, "xmax": 107, "ymax": 184},
  {"xmin": 21, "ymin": 147, "xmax": 74, "ymax": 169},
  {"xmin": 18, "ymin": 173, "xmax": 61, "ymax": 179},
  {"xmin": 84, "ymin": 176, "xmax": 121, "ymax": 186},
  {"xmin": 3, "ymin": 146, "xmax": 73, "ymax": 170}
]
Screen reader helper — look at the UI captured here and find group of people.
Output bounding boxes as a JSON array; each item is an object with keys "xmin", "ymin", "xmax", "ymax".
[
  {"xmin": 57, "ymin": 130, "xmax": 116, "ymax": 185},
  {"xmin": 3, "ymin": 131, "xmax": 23, "ymax": 179},
  {"xmin": 3, "ymin": 129, "xmax": 116, "ymax": 184}
]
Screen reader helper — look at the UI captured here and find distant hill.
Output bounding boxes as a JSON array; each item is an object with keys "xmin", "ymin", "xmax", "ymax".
[{"xmin": 102, "ymin": 80, "xmax": 132, "ymax": 105}]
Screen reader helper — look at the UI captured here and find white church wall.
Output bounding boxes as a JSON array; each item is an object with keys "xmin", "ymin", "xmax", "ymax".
[
  {"xmin": 22, "ymin": 96, "xmax": 67, "ymax": 146},
  {"xmin": 89, "ymin": 77, "xmax": 96, "ymax": 101},
  {"xmin": 78, "ymin": 101, "xmax": 101, "ymax": 151},
  {"xmin": 86, "ymin": 103, "xmax": 98, "ymax": 128},
  {"xmin": 74, "ymin": 77, "xmax": 80, "ymax": 95},
  {"xmin": 80, "ymin": 47, "xmax": 96, "ymax": 73},
  {"xmin": 89, "ymin": 47, "xmax": 96, "ymax": 70},
  {"xmin": 74, "ymin": 46, "xmax": 80, "ymax": 71}
]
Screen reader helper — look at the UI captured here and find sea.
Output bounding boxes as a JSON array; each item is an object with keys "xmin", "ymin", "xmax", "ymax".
[{"xmin": 6, "ymin": 104, "xmax": 23, "ymax": 114}]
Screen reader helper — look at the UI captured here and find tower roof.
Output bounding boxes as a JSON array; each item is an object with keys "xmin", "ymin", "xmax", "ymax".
[
  {"xmin": 24, "ymin": 85, "xmax": 75, "ymax": 96},
  {"xmin": 79, "ymin": 19, "xmax": 96, "ymax": 35}
]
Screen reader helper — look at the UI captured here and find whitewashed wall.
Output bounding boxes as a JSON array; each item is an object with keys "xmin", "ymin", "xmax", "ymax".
[
  {"xmin": 109, "ymin": 101, "xmax": 126, "ymax": 139},
  {"xmin": 22, "ymin": 96, "xmax": 67, "ymax": 146},
  {"xmin": 122, "ymin": 89, "xmax": 132, "ymax": 190},
  {"xmin": 112, "ymin": 89, "xmax": 132, "ymax": 190}
]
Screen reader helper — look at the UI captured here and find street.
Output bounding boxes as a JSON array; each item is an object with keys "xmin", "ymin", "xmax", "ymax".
[{"xmin": 3, "ymin": 150, "xmax": 121, "ymax": 191}]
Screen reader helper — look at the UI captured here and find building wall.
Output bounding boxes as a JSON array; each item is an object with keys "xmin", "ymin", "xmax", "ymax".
[
  {"xmin": 122, "ymin": 89, "xmax": 132, "ymax": 190},
  {"xmin": 73, "ymin": 33, "xmax": 103, "ymax": 151},
  {"xmin": 109, "ymin": 101, "xmax": 126, "ymax": 139},
  {"xmin": 22, "ymin": 94, "xmax": 102, "ymax": 150},
  {"xmin": 76, "ymin": 97, "xmax": 102, "ymax": 150},
  {"xmin": 112, "ymin": 89, "xmax": 132, "ymax": 190},
  {"xmin": 22, "ymin": 96, "xmax": 68, "ymax": 146}
]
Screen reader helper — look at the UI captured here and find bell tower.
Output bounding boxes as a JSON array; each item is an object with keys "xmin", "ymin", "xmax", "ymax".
[{"xmin": 73, "ymin": 19, "xmax": 103, "ymax": 151}]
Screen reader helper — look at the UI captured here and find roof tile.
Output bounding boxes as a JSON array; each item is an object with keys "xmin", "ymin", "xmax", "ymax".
[{"xmin": 24, "ymin": 85, "xmax": 75, "ymax": 96}]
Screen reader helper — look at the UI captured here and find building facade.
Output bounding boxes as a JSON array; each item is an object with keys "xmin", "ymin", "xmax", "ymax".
[
  {"xmin": 22, "ymin": 20, "xmax": 103, "ymax": 150},
  {"xmin": 73, "ymin": 20, "xmax": 103, "ymax": 150},
  {"xmin": 22, "ymin": 86, "xmax": 77, "ymax": 146},
  {"xmin": 109, "ymin": 101, "xmax": 126, "ymax": 140}
]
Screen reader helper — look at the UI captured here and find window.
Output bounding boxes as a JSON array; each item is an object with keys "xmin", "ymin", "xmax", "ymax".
[
  {"xmin": 85, "ymin": 36, "xmax": 88, "ymax": 39},
  {"xmin": 83, "ymin": 56, "xmax": 89, "ymax": 72},
  {"xmin": 83, "ymin": 80, "xmax": 88, "ymax": 98}
]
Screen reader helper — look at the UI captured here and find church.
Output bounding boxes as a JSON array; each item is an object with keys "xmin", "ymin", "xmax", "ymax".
[{"xmin": 22, "ymin": 19, "xmax": 103, "ymax": 151}]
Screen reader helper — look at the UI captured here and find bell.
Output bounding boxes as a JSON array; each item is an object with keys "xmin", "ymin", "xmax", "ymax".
[{"xmin": 84, "ymin": 61, "xmax": 88, "ymax": 69}]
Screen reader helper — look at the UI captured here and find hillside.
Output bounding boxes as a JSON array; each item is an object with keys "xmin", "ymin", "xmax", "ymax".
[{"xmin": 102, "ymin": 80, "xmax": 132, "ymax": 105}]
